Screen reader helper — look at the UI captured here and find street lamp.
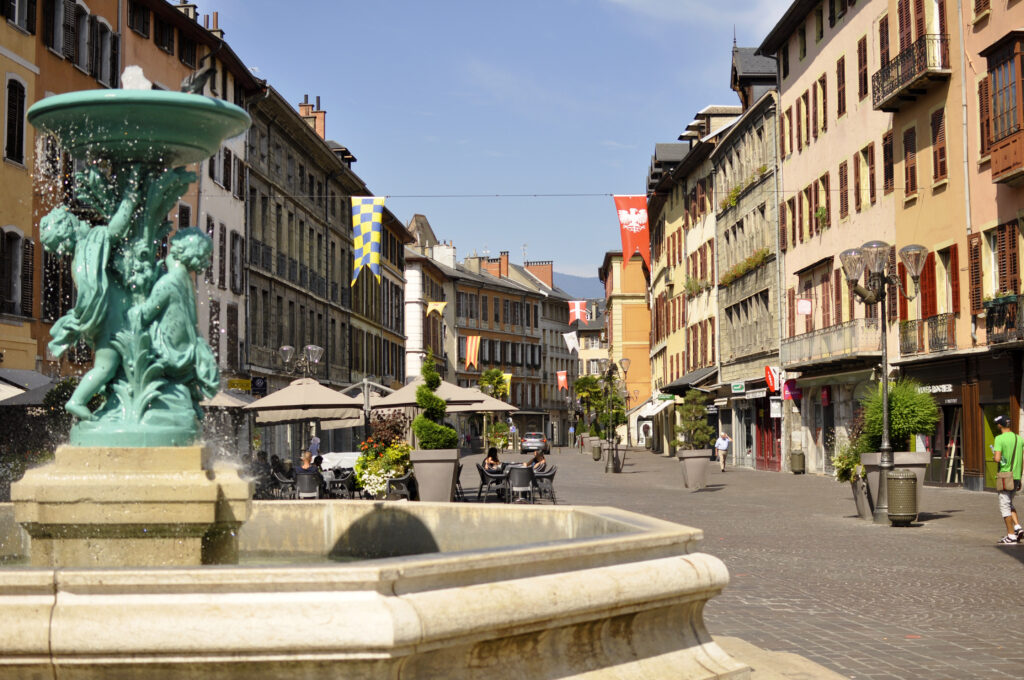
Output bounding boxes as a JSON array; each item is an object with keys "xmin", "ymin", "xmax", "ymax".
[
  {"xmin": 619, "ymin": 357, "xmax": 632, "ymax": 447},
  {"xmin": 840, "ymin": 240, "xmax": 928, "ymax": 524},
  {"xmin": 279, "ymin": 344, "xmax": 324, "ymax": 378},
  {"xmin": 481, "ymin": 382, "xmax": 493, "ymax": 451}
]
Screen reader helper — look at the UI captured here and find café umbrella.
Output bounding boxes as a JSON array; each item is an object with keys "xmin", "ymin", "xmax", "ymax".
[{"xmin": 243, "ymin": 378, "xmax": 362, "ymax": 425}]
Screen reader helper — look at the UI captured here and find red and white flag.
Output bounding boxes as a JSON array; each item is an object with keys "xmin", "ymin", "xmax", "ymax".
[
  {"xmin": 557, "ymin": 370, "xmax": 568, "ymax": 392},
  {"xmin": 465, "ymin": 335, "xmax": 480, "ymax": 370},
  {"xmin": 613, "ymin": 195, "xmax": 651, "ymax": 272},
  {"xmin": 569, "ymin": 300, "xmax": 588, "ymax": 325}
]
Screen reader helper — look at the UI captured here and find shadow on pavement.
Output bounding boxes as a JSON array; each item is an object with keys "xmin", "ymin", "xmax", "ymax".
[
  {"xmin": 916, "ymin": 511, "xmax": 959, "ymax": 522},
  {"xmin": 995, "ymin": 545, "xmax": 1024, "ymax": 563},
  {"xmin": 694, "ymin": 484, "xmax": 726, "ymax": 493}
]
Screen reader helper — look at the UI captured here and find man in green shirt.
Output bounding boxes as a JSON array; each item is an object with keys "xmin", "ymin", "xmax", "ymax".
[{"xmin": 993, "ymin": 414, "xmax": 1023, "ymax": 544}]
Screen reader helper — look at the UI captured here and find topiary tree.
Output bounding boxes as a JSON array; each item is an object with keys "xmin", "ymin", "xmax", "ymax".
[
  {"xmin": 674, "ymin": 389, "xmax": 715, "ymax": 450},
  {"xmin": 479, "ymin": 368, "xmax": 508, "ymax": 400},
  {"xmin": 411, "ymin": 350, "xmax": 459, "ymax": 449},
  {"xmin": 859, "ymin": 378, "xmax": 939, "ymax": 451}
]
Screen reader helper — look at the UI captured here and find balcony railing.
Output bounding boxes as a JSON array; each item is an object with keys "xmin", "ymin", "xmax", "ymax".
[
  {"xmin": 899, "ymin": 319, "xmax": 925, "ymax": 355},
  {"xmin": 276, "ymin": 252, "xmax": 286, "ymax": 277},
  {"xmin": 288, "ymin": 257, "xmax": 298, "ymax": 283},
  {"xmin": 261, "ymin": 244, "xmax": 272, "ymax": 271},
  {"xmin": 872, "ymin": 34, "xmax": 950, "ymax": 111},
  {"xmin": 781, "ymin": 318, "xmax": 881, "ymax": 368},
  {"xmin": 985, "ymin": 296, "xmax": 1022, "ymax": 343},
  {"xmin": 927, "ymin": 313, "xmax": 956, "ymax": 351}
]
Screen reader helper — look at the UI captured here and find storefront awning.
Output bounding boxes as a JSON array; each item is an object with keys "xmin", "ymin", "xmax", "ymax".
[
  {"xmin": 662, "ymin": 366, "xmax": 718, "ymax": 395},
  {"xmin": 636, "ymin": 398, "xmax": 674, "ymax": 419}
]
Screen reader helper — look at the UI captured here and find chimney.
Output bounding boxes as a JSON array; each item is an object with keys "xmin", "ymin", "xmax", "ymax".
[
  {"xmin": 298, "ymin": 94, "xmax": 327, "ymax": 139},
  {"xmin": 463, "ymin": 256, "xmax": 482, "ymax": 274},
  {"xmin": 524, "ymin": 260, "xmax": 553, "ymax": 287},
  {"xmin": 481, "ymin": 257, "xmax": 501, "ymax": 278},
  {"xmin": 499, "ymin": 251, "xmax": 509, "ymax": 278},
  {"xmin": 210, "ymin": 11, "xmax": 224, "ymax": 38},
  {"xmin": 176, "ymin": 1, "xmax": 198, "ymax": 21}
]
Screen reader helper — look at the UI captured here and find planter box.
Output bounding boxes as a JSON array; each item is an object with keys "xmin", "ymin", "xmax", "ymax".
[
  {"xmin": 678, "ymin": 449, "xmax": 713, "ymax": 490},
  {"xmin": 861, "ymin": 451, "xmax": 929, "ymax": 511},
  {"xmin": 851, "ymin": 478, "xmax": 873, "ymax": 521},
  {"xmin": 410, "ymin": 449, "xmax": 459, "ymax": 502}
]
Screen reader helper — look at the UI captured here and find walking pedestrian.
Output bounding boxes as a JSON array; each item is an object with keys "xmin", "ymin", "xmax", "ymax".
[
  {"xmin": 992, "ymin": 415, "xmax": 1024, "ymax": 544},
  {"xmin": 569, "ymin": 424, "xmax": 575, "ymax": 449},
  {"xmin": 714, "ymin": 432, "xmax": 732, "ymax": 472}
]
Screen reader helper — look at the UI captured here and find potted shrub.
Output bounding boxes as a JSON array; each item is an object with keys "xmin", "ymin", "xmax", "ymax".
[
  {"xmin": 410, "ymin": 352, "xmax": 460, "ymax": 502},
  {"xmin": 675, "ymin": 389, "xmax": 716, "ymax": 490},
  {"xmin": 354, "ymin": 437, "xmax": 411, "ymax": 499},
  {"xmin": 857, "ymin": 378, "xmax": 938, "ymax": 511},
  {"xmin": 831, "ymin": 436, "xmax": 874, "ymax": 521}
]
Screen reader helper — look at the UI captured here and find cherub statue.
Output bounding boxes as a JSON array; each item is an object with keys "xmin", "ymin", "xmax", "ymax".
[{"xmin": 40, "ymin": 188, "xmax": 139, "ymax": 420}]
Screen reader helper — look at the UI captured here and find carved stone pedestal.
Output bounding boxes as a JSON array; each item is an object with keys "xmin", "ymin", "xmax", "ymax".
[{"xmin": 11, "ymin": 445, "xmax": 251, "ymax": 568}]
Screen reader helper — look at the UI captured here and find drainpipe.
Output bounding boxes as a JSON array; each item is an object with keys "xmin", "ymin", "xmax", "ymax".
[
  {"xmin": 955, "ymin": 0, "xmax": 979, "ymax": 346},
  {"xmin": 771, "ymin": 91, "xmax": 789, "ymax": 472}
]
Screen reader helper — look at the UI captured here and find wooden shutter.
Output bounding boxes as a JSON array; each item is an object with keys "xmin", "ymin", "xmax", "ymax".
[
  {"xmin": 834, "ymin": 269, "xmax": 843, "ymax": 324},
  {"xmin": 887, "ymin": 246, "xmax": 898, "ymax": 321},
  {"xmin": 710, "ymin": 318, "xmax": 715, "ymax": 364},
  {"xmin": 1006, "ymin": 222, "xmax": 1021, "ymax": 294},
  {"xmin": 25, "ymin": 0, "xmax": 36, "ymax": 34},
  {"xmin": 804, "ymin": 281, "xmax": 815, "ymax": 332},
  {"xmin": 804, "ymin": 91, "xmax": 810, "ymax": 145},
  {"xmin": 788, "ymin": 287, "xmax": 796, "ymax": 338},
  {"xmin": 921, "ymin": 252, "xmax": 937, "ymax": 318},
  {"xmin": 787, "ymin": 108, "xmax": 793, "ymax": 153},
  {"xmin": 898, "ymin": 263, "xmax": 909, "ymax": 320},
  {"xmin": 779, "ymin": 200, "xmax": 787, "ymax": 251},
  {"xmin": 904, "ymin": 128, "xmax": 917, "ymax": 195},
  {"xmin": 87, "ymin": 14, "xmax": 99, "ymax": 77},
  {"xmin": 879, "ymin": 15, "xmax": 890, "ymax": 66},
  {"xmin": 796, "ymin": 99, "xmax": 803, "ymax": 152},
  {"xmin": 839, "ymin": 161, "xmax": 849, "ymax": 217},
  {"xmin": 820, "ymin": 75, "xmax": 828, "ymax": 132},
  {"xmin": 109, "ymin": 32, "xmax": 119, "ymax": 88},
  {"xmin": 883, "ymin": 131, "xmax": 894, "ymax": 193},
  {"xmin": 968, "ymin": 232, "xmax": 982, "ymax": 314},
  {"xmin": 227, "ymin": 303, "xmax": 238, "ymax": 370},
  {"xmin": 822, "ymin": 274, "xmax": 832, "ymax": 327},
  {"xmin": 812, "ymin": 182, "xmax": 820, "ymax": 234},
  {"xmin": 708, "ymin": 240, "xmax": 714, "ymax": 282},
  {"xmin": 837, "ymin": 57, "xmax": 846, "ymax": 116},
  {"xmin": 779, "ymin": 109, "xmax": 787, "ymax": 157},
  {"xmin": 857, "ymin": 37, "xmax": 868, "ymax": 99},
  {"xmin": 62, "ymin": 0, "xmax": 75, "ymax": 59},
  {"xmin": 914, "ymin": 0, "xmax": 925, "ymax": 41},
  {"xmin": 868, "ymin": 143, "xmax": 876, "ymax": 204},
  {"xmin": 20, "ymin": 238, "xmax": 33, "ymax": 316},
  {"xmin": 812, "ymin": 83, "xmax": 819, "ymax": 140},
  {"xmin": 949, "ymin": 243, "xmax": 961, "ymax": 314},
  {"xmin": 979, "ymin": 77, "xmax": 992, "ymax": 156},
  {"xmin": 42, "ymin": 0, "xmax": 53, "ymax": 47},
  {"xmin": 854, "ymin": 151, "xmax": 862, "ymax": 212},
  {"xmin": 822, "ymin": 173, "xmax": 831, "ymax": 226},
  {"xmin": 932, "ymin": 108, "xmax": 947, "ymax": 180},
  {"xmin": 898, "ymin": 0, "xmax": 912, "ymax": 51},
  {"xmin": 797, "ymin": 193, "xmax": 804, "ymax": 243}
]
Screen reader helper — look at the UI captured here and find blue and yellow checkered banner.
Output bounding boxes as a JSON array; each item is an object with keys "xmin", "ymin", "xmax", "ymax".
[{"xmin": 351, "ymin": 196, "xmax": 386, "ymax": 286}]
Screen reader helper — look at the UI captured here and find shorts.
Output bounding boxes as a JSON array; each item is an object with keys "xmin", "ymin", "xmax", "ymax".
[{"xmin": 998, "ymin": 489, "xmax": 1016, "ymax": 518}]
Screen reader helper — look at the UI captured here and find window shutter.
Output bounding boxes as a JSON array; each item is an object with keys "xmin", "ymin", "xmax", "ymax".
[
  {"xmin": 898, "ymin": 263, "xmax": 909, "ymax": 320},
  {"xmin": 797, "ymin": 192, "xmax": 804, "ymax": 242},
  {"xmin": 109, "ymin": 32, "xmax": 119, "ymax": 88},
  {"xmin": 949, "ymin": 243, "xmax": 961, "ymax": 314},
  {"xmin": 921, "ymin": 252, "xmax": 937, "ymax": 318},
  {"xmin": 823, "ymin": 172, "xmax": 831, "ymax": 226},
  {"xmin": 804, "ymin": 281, "xmax": 814, "ymax": 333},
  {"xmin": 779, "ymin": 200, "xmax": 788, "ymax": 251},
  {"xmin": 879, "ymin": 15, "xmax": 889, "ymax": 65},
  {"xmin": 26, "ymin": 0, "xmax": 36, "ymax": 34},
  {"xmin": 836, "ymin": 57, "xmax": 846, "ymax": 115},
  {"xmin": 708, "ymin": 240, "xmax": 714, "ymax": 282},
  {"xmin": 62, "ymin": 0, "xmax": 75, "ymax": 59},
  {"xmin": 914, "ymin": 0, "xmax": 925, "ymax": 40},
  {"xmin": 857, "ymin": 37, "xmax": 868, "ymax": 99},
  {"xmin": 932, "ymin": 108, "xmax": 947, "ymax": 179},
  {"xmin": 42, "ymin": 0, "xmax": 53, "ymax": 46},
  {"xmin": 88, "ymin": 14, "xmax": 99, "ymax": 77},
  {"xmin": 1007, "ymin": 222, "xmax": 1021, "ymax": 294},
  {"xmin": 796, "ymin": 99, "xmax": 803, "ymax": 152},
  {"xmin": 868, "ymin": 143, "xmax": 876, "ymax": 204},
  {"xmin": 839, "ymin": 161, "xmax": 848, "ymax": 217},
  {"xmin": 904, "ymin": 128, "xmax": 917, "ymax": 194},
  {"xmin": 787, "ymin": 108, "xmax": 793, "ymax": 153},
  {"xmin": 979, "ymin": 78, "xmax": 992, "ymax": 156},
  {"xmin": 834, "ymin": 269, "xmax": 843, "ymax": 324},
  {"xmin": 812, "ymin": 182, "xmax": 820, "ymax": 234},
  {"xmin": 6, "ymin": 80, "xmax": 24, "ymax": 163},
  {"xmin": 854, "ymin": 151, "xmax": 862, "ymax": 212},
  {"xmin": 820, "ymin": 75, "xmax": 828, "ymax": 132},
  {"xmin": 20, "ymin": 238, "xmax": 33, "ymax": 316},
  {"xmin": 822, "ymin": 274, "xmax": 832, "ymax": 327},
  {"xmin": 208, "ymin": 151, "xmax": 217, "ymax": 180},
  {"xmin": 898, "ymin": 0, "xmax": 912, "ymax": 51},
  {"xmin": 883, "ymin": 131, "xmax": 894, "ymax": 193},
  {"xmin": 788, "ymin": 287, "xmax": 796, "ymax": 338},
  {"xmin": 779, "ymin": 109, "xmax": 786, "ymax": 156},
  {"xmin": 223, "ymin": 148, "xmax": 232, "ymax": 190},
  {"xmin": 887, "ymin": 246, "xmax": 898, "ymax": 321},
  {"xmin": 968, "ymin": 232, "xmax": 982, "ymax": 314},
  {"xmin": 812, "ymin": 83, "xmax": 819, "ymax": 140}
]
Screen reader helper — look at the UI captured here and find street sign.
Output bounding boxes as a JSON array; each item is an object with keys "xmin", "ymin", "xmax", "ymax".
[
  {"xmin": 782, "ymin": 379, "xmax": 802, "ymax": 401},
  {"xmin": 228, "ymin": 378, "xmax": 251, "ymax": 392},
  {"xmin": 251, "ymin": 376, "xmax": 267, "ymax": 396},
  {"xmin": 769, "ymin": 397, "xmax": 783, "ymax": 418},
  {"xmin": 731, "ymin": 382, "xmax": 745, "ymax": 394},
  {"xmin": 657, "ymin": 393, "xmax": 676, "ymax": 401}
]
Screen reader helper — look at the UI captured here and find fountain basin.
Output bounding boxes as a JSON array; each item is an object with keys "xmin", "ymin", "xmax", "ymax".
[
  {"xmin": 0, "ymin": 500, "xmax": 750, "ymax": 679},
  {"xmin": 28, "ymin": 90, "xmax": 251, "ymax": 166}
]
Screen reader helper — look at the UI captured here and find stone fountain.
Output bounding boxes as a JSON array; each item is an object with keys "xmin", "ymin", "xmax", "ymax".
[{"xmin": 0, "ymin": 81, "xmax": 752, "ymax": 679}]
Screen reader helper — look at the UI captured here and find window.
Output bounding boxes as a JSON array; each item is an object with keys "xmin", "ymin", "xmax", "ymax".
[
  {"xmin": 904, "ymin": 128, "xmax": 918, "ymax": 195},
  {"xmin": 837, "ymin": 56, "xmax": 847, "ymax": 116},
  {"xmin": 230, "ymin": 232, "xmax": 244, "ymax": 294},
  {"xmin": 781, "ymin": 40, "xmax": 790, "ymax": 79},
  {"xmin": 979, "ymin": 77, "xmax": 992, "ymax": 156},
  {"xmin": 798, "ymin": 25, "xmax": 807, "ymax": 59},
  {"xmin": 205, "ymin": 215, "xmax": 214, "ymax": 284},
  {"xmin": 127, "ymin": 1, "xmax": 149, "ymax": 37},
  {"xmin": 818, "ymin": 74, "xmax": 828, "ymax": 132},
  {"xmin": 6, "ymin": 0, "xmax": 36, "ymax": 32},
  {"xmin": 154, "ymin": 14, "xmax": 174, "ymax": 54},
  {"xmin": 975, "ymin": 0, "xmax": 990, "ymax": 16},
  {"xmin": 0, "ymin": 228, "xmax": 32, "ymax": 316},
  {"xmin": 796, "ymin": 98, "xmax": 803, "ymax": 152},
  {"xmin": 43, "ymin": 0, "xmax": 65, "ymax": 52},
  {"xmin": 898, "ymin": 0, "xmax": 912, "ymax": 52},
  {"xmin": 815, "ymin": 6, "xmax": 824, "ymax": 41},
  {"xmin": 74, "ymin": 6, "xmax": 88, "ymax": 70},
  {"xmin": 209, "ymin": 300, "xmax": 221, "ymax": 363},
  {"xmin": 857, "ymin": 36, "xmax": 869, "ymax": 100},
  {"xmin": 991, "ymin": 50, "xmax": 1018, "ymax": 144},
  {"xmin": 839, "ymin": 160, "xmax": 849, "ymax": 217},
  {"xmin": 803, "ymin": 90, "xmax": 811, "ymax": 146},
  {"xmin": 5, "ymin": 78, "xmax": 26, "ymax": 165},
  {"xmin": 931, "ymin": 108, "xmax": 947, "ymax": 180},
  {"xmin": 992, "ymin": 221, "xmax": 1020, "ymax": 294},
  {"xmin": 179, "ymin": 34, "xmax": 196, "ymax": 69},
  {"xmin": 879, "ymin": 15, "xmax": 890, "ymax": 66},
  {"xmin": 883, "ymin": 130, "xmax": 895, "ymax": 194}
]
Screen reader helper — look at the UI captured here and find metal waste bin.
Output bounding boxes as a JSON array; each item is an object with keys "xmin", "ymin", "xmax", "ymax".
[
  {"xmin": 592, "ymin": 442, "xmax": 603, "ymax": 461},
  {"xmin": 886, "ymin": 468, "xmax": 918, "ymax": 526},
  {"xmin": 790, "ymin": 451, "xmax": 805, "ymax": 474}
]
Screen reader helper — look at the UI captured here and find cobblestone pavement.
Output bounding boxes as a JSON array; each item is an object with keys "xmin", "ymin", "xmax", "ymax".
[{"xmin": 461, "ymin": 446, "xmax": 1024, "ymax": 679}]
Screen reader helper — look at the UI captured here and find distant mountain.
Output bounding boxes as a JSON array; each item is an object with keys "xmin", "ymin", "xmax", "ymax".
[{"xmin": 554, "ymin": 272, "xmax": 604, "ymax": 299}]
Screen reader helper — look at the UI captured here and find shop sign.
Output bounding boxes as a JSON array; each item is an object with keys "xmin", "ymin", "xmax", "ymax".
[
  {"xmin": 782, "ymin": 379, "xmax": 802, "ymax": 401},
  {"xmin": 743, "ymin": 388, "xmax": 768, "ymax": 400},
  {"xmin": 917, "ymin": 384, "xmax": 953, "ymax": 394},
  {"xmin": 821, "ymin": 386, "xmax": 831, "ymax": 407},
  {"xmin": 796, "ymin": 298, "xmax": 812, "ymax": 315},
  {"xmin": 657, "ymin": 393, "xmax": 676, "ymax": 400},
  {"xmin": 731, "ymin": 382, "xmax": 746, "ymax": 394},
  {"xmin": 251, "ymin": 376, "xmax": 268, "ymax": 396},
  {"xmin": 705, "ymin": 405, "xmax": 719, "ymax": 414},
  {"xmin": 228, "ymin": 378, "xmax": 251, "ymax": 392},
  {"xmin": 769, "ymin": 397, "xmax": 783, "ymax": 419},
  {"xmin": 765, "ymin": 366, "xmax": 780, "ymax": 392}
]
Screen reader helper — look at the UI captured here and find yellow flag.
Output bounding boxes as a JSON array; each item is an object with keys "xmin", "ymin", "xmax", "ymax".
[
  {"xmin": 502, "ymin": 372, "xmax": 512, "ymax": 396},
  {"xmin": 426, "ymin": 301, "xmax": 447, "ymax": 316}
]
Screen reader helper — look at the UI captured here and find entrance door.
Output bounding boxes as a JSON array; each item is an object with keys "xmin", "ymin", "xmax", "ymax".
[
  {"xmin": 822, "ymin": 401, "xmax": 835, "ymax": 475},
  {"xmin": 755, "ymin": 400, "xmax": 781, "ymax": 471}
]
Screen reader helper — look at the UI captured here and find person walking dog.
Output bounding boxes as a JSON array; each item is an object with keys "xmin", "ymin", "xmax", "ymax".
[
  {"xmin": 993, "ymin": 415, "xmax": 1024, "ymax": 544},
  {"xmin": 714, "ymin": 432, "xmax": 732, "ymax": 472}
]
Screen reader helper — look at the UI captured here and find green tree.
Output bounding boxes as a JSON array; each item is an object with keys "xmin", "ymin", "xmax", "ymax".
[
  {"xmin": 411, "ymin": 350, "xmax": 459, "ymax": 449},
  {"xmin": 479, "ymin": 368, "xmax": 508, "ymax": 400},
  {"xmin": 675, "ymin": 389, "xmax": 715, "ymax": 449},
  {"xmin": 858, "ymin": 378, "xmax": 939, "ymax": 451}
]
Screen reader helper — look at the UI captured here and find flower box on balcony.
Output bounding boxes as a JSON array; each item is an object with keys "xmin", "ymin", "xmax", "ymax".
[{"xmin": 984, "ymin": 294, "xmax": 1018, "ymax": 309}]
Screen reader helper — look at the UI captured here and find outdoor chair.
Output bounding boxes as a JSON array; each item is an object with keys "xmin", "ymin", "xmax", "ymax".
[
  {"xmin": 329, "ymin": 469, "xmax": 355, "ymax": 499},
  {"xmin": 454, "ymin": 462, "xmax": 466, "ymax": 501},
  {"xmin": 294, "ymin": 472, "xmax": 321, "ymax": 499},
  {"xmin": 532, "ymin": 465, "xmax": 557, "ymax": 504},
  {"xmin": 386, "ymin": 471, "xmax": 415, "ymax": 500},
  {"xmin": 476, "ymin": 463, "xmax": 507, "ymax": 502},
  {"xmin": 506, "ymin": 466, "xmax": 535, "ymax": 504},
  {"xmin": 272, "ymin": 471, "xmax": 295, "ymax": 499}
]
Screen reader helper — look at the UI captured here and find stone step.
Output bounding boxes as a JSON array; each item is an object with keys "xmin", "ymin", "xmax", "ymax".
[{"xmin": 715, "ymin": 636, "xmax": 849, "ymax": 679}]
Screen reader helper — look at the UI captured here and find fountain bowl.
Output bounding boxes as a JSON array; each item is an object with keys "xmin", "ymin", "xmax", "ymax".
[{"xmin": 28, "ymin": 90, "xmax": 251, "ymax": 166}]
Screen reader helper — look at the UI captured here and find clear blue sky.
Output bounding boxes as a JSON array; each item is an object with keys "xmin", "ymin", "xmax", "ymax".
[{"xmin": 203, "ymin": 0, "xmax": 790, "ymax": 277}]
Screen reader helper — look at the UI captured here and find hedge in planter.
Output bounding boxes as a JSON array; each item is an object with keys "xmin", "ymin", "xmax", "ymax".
[
  {"xmin": 411, "ymin": 354, "xmax": 459, "ymax": 449},
  {"xmin": 859, "ymin": 378, "xmax": 939, "ymax": 452}
]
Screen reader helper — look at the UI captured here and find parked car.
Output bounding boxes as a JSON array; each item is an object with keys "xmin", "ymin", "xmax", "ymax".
[{"xmin": 520, "ymin": 432, "xmax": 550, "ymax": 455}]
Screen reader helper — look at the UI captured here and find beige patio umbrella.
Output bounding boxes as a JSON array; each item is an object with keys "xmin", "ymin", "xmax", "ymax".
[
  {"xmin": 243, "ymin": 378, "xmax": 362, "ymax": 424},
  {"xmin": 446, "ymin": 389, "xmax": 518, "ymax": 413},
  {"xmin": 200, "ymin": 390, "xmax": 254, "ymax": 409},
  {"xmin": 373, "ymin": 377, "xmax": 485, "ymax": 409}
]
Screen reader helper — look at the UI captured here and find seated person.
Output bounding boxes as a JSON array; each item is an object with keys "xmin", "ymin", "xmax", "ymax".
[
  {"xmin": 527, "ymin": 450, "xmax": 547, "ymax": 473},
  {"xmin": 483, "ymin": 447, "xmax": 502, "ymax": 471},
  {"xmin": 295, "ymin": 451, "xmax": 321, "ymax": 478},
  {"xmin": 312, "ymin": 454, "xmax": 324, "ymax": 471}
]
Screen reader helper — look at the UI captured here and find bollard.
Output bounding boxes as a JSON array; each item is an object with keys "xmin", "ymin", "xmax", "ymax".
[
  {"xmin": 790, "ymin": 451, "xmax": 805, "ymax": 474},
  {"xmin": 886, "ymin": 468, "xmax": 918, "ymax": 526},
  {"xmin": 592, "ymin": 443, "xmax": 602, "ymax": 461}
]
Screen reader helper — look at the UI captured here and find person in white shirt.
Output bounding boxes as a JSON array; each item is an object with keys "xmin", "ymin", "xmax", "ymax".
[{"xmin": 713, "ymin": 432, "xmax": 732, "ymax": 472}]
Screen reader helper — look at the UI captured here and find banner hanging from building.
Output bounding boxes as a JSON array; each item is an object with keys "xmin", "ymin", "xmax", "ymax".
[
  {"xmin": 351, "ymin": 196, "xmax": 386, "ymax": 286},
  {"xmin": 563, "ymin": 332, "xmax": 580, "ymax": 354},
  {"xmin": 502, "ymin": 372, "xmax": 513, "ymax": 396},
  {"xmin": 557, "ymin": 370, "xmax": 568, "ymax": 392},
  {"xmin": 613, "ymin": 195, "xmax": 651, "ymax": 272},
  {"xmin": 568, "ymin": 300, "xmax": 588, "ymax": 325},
  {"xmin": 465, "ymin": 335, "xmax": 480, "ymax": 370},
  {"xmin": 426, "ymin": 301, "xmax": 447, "ymax": 316}
]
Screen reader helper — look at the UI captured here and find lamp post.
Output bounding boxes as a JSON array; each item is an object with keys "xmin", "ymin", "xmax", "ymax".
[
  {"xmin": 279, "ymin": 343, "xmax": 325, "ymax": 457},
  {"xmin": 619, "ymin": 357, "xmax": 632, "ymax": 447},
  {"xmin": 481, "ymin": 382, "xmax": 493, "ymax": 452},
  {"xmin": 839, "ymin": 240, "xmax": 928, "ymax": 524}
]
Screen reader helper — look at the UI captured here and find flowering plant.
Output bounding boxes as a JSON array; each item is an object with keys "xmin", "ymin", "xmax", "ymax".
[
  {"xmin": 354, "ymin": 438, "xmax": 411, "ymax": 493},
  {"xmin": 360, "ymin": 469, "xmax": 397, "ymax": 497}
]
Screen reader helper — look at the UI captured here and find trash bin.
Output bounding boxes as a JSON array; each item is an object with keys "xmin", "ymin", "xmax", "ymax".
[
  {"xmin": 790, "ymin": 451, "xmax": 805, "ymax": 474},
  {"xmin": 886, "ymin": 468, "xmax": 918, "ymax": 526},
  {"xmin": 592, "ymin": 442, "xmax": 603, "ymax": 461}
]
